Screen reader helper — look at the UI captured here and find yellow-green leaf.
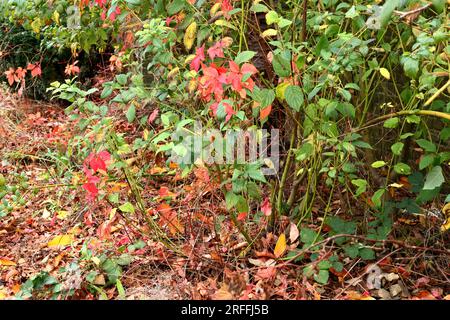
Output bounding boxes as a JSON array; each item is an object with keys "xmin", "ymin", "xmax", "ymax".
[
  {"xmin": 274, "ymin": 233, "xmax": 287, "ymax": 258},
  {"xmin": 183, "ymin": 22, "xmax": 197, "ymax": 51},
  {"xmin": 379, "ymin": 68, "xmax": 390, "ymax": 80},
  {"xmin": 262, "ymin": 28, "xmax": 277, "ymax": 38}
]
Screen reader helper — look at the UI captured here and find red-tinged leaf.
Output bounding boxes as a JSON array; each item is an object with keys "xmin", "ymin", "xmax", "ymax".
[
  {"xmin": 207, "ymin": 41, "xmax": 225, "ymax": 60},
  {"xmin": 97, "ymin": 221, "xmax": 112, "ymax": 240},
  {"xmin": 415, "ymin": 290, "xmax": 436, "ymax": 300},
  {"xmin": 255, "ymin": 266, "xmax": 276, "ymax": 280},
  {"xmin": 148, "ymin": 109, "xmax": 159, "ymax": 123},
  {"xmin": 89, "ymin": 156, "xmax": 106, "ymax": 172},
  {"xmin": 415, "ymin": 277, "xmax": 430, "ymax": 288},
  {"xmin": 260, "ymin": 105, "xmax": 272, "ymax": 120},
  {"xmin": 237, "ymin": 212, "xmax": 247, "ymax": 221},
  {"xmin": 241, "ymin": 63, "xmax": 258, "ymax": 75},
  {"xmin": 4, "ymin": 68, "xmax": 15, "ymax": 86},
  {"xmin": 82, "ymin": 183, "xmax": 99, "ymax": 200},
  {"xmin": 261, "ymin": 197, "xmax": 272, "ymax": 216},
  {"xmin": 15, "ymin": 67, "xmax": 27, "ymax": 80},
  {"xmin": 190, "ymin": 45, "xmax": 205, "ymax": 72}
]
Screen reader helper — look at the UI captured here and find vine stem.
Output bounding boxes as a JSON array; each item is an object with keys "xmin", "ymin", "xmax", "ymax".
[{"xmin": 364, "ymin": 109, "xmax": 450, "ymax": 127}]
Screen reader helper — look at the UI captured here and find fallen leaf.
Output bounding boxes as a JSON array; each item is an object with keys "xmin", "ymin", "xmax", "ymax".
[
  {"xmin": 289, "ymin": 223, "xmax": 299, "ymax": 243},
  {"xmin": 212, "ymin": 284, "xmax": 233, "ymax": 300},
  {"xmin": 47, "ymin": 234, "xmax": 74, "ymax": 248},
  {"xmin": 0, "ymin": 258, "xmax": 16, "ymax": 266},
  {"xmin": 274, "ymin": 233, "xmax": 287, "ymax": 258}
]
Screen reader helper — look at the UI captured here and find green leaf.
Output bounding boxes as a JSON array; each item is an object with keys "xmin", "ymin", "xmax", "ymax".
[
  {"xmin": 101, "ymin": 86, "xmax": 113, "ymax": 99},
  {"xmin": 351, "ymin": 179, "xmax": 367, "ymax": 196},
  {"xmin": 384, "ymin": 117, "xmax": 400, "ymax": 128},
  {"xmin": 272, "ymin": 50, "xmax": 291, "ymax": 77},
  {"xmin": 336, "ymin": 102, "xmax": 355, "ymax": 118},
  {"xmin": 250, "ymin": 3, "xmax": 269, "ymax": 13},
  {"xmin": 344, "ymin": 245, "xmax": 359, "ymax": 259},
  {"xmin": 391, "ymin": 142, "xmax": 404, "ymax": 156},
  {"xmin": 416, "ymin": 139, "xmax": 436, "ymax": 153},
  {"xmin": 284, "ymin": 85, "xmax": 304, "ymax": 112},
  {"xmin": 401, "ymin": 56, "xmax": 419, "ymax": 79},
  {"xmin": 259, "ymin": 89, "xmax": 275, "ymax": 108},
  {"xmin": 247, "ymin": 166, "xmax": 267, "ymax": 183},
  {"xmin": 359, "ymin": 248, "xmax": 375, "ymax": 260},
  {"xmin": 225, "ymin": 191, "xmax": 239, "ymax": 210},
  {"xmin": 119, "ymin": 202, "xmax": 135, "ymax": 214},
  {"xmin": 126, "ymin": 104, "xmax": 136, "ymax": 123},
  {"xmin": 371, "ymin": 161, "xmax": 387, "ymax": 168},
  {"xmin": 300, "ymin": 228, "xmax": 319, "ymax": 245},
  {"xmin": 423, "ymin": 166, "xmax": 445, "ymax": 190},
  {"xmin": 116, "ymin": 74, "xmax": 128, "ymax": 86},
  {"xmin": 314, "ymin": 269, "xmax": 329, "ymax": 284},
  {"xmin": 167, "ymin": 0, "xmax": 185, "ymax": 15},
  {"xmin": 419, "ymin": 154, "xmax": 435, "ymax": 170},
  {"xmin": 394, "ymin": 162, "xmax": 411, "ymax": 175},
  {"xmin": 371, "ymin": 189, "xmax": 385, "ymax": 207},
  {"xmin": 234, "ymin": 51, "xmax": 256, "ymax": 65}
]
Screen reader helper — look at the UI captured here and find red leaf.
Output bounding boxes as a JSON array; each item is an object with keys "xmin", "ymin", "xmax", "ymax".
[
  {"xmin": 237, "ymin": 212, "xmax": 247, "ymax": 221},
  {"xmin": 4, "ymin": 68, "xmax": 15, "ymax": 86},
  {"xmin": 190, "ymin": 46, "xmax": 205, "ymax": 72},
  {"xmin": 261, "ymin": 197, "xmax": 272, "ymax": 216},
  {"xmin": 207, "ymin": 41, "xmax": 225, "ymax": 60},
  {"xmin": 148, "ymin": 109, "xmax": 159, "ymax": 123},
  {"xmin": 260, "ymin": 105, "xmax": 272, "ymax": 120},
  {"xmin": 82, "ymin": 183, "xmax": 99, "ymax": 200}
]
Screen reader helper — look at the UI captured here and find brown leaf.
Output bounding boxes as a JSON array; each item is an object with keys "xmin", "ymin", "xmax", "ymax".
[{"xmin": 212, "ymin": 284, "xmax": 233, "ymax": 300}]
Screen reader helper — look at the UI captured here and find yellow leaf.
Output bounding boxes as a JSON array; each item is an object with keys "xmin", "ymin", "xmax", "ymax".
[
  {"xmin": 274, "ymin": 233, "xmax": 287, "ymax": 258},
  {"xmin": 52, "ymin": 11, "xmax": 60, "ymax": 25},
  {"xmin": 0, "ymin": 258, "xmax": 16, "ymax": 266},
  {"xmin": 379, "ymin": 68, "xmax": 391, "ymax": 80},
  {"xmin": 184, "ymin": 22, "xmax": 197, "ymax": 51},
  {"xmin": 57, "ymin": 210, "xmax": 69, "ymax": 220},
  {"xmin": 262, "ymin": 28, "xmax": 278, "ymax": 38},
  {"xmin": 276, "ymin": 82, "xmax": 290, "ymax": 100},
  {"xmin": 210, "ymin": 3, "xmax": 221, "ymax": 17},
  {"xmin": 47, "ymin": 234, "xmax": 74, "ymax": 248},
  {"xmin": 143, "ymin": 129, "xmax": 149, "ymax": 141}
]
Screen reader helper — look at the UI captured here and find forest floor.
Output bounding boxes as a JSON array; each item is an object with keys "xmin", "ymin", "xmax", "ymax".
[
  {"xmin": 0, "ymin": 90, "xmax": 449, "ymax": 300},
  {"xmin": 0, "ymin": 92, "xmax": 187, "ymax": 300}
]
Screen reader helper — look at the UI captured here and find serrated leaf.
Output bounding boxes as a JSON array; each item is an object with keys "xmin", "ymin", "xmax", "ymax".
[
  {"xmin": 284, "ymin": 85, "xmax": 304, "ymax": 112},
  {"xmin": 384, "ymin": 117, "xmax": 399, "ymax": 128}
]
